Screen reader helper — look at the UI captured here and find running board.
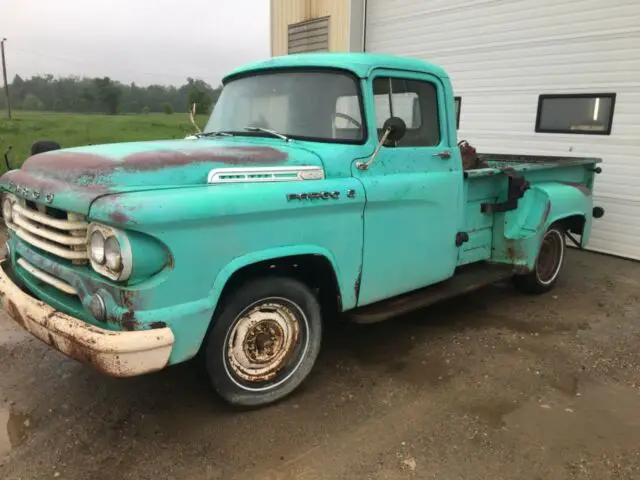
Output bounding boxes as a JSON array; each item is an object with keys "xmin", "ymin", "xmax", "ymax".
[{"xmin": 348, "ymin": 263, "xmax": 513, "ymax": 324}]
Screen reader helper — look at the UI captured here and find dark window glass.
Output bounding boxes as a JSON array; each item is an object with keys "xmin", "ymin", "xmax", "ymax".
[
  {"xmin": 373, "ymin": 77, "xmax": 440, "ymax": 147},
  {"xmin": 536, "ymin": 93, "xmax": 616, "ymax": 135},
  {"xmin": 454, "ymin": 96, "xmax": 461, "ymax": 129}
]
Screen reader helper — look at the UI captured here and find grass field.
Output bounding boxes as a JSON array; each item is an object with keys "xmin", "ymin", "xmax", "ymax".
[{"xmin": 0, "ymin": 111, "xmax": 202, "ymax": 172}]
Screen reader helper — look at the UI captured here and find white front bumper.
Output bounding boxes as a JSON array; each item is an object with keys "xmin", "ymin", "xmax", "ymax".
[{"xmin": 0, "ymin": 261, "xmax": 174, "ymax": 377}]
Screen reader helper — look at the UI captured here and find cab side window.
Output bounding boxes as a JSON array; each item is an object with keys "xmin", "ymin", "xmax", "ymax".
[{"xmin": 372, "ymin": 77, "xmax": 440, "ymax": 147}]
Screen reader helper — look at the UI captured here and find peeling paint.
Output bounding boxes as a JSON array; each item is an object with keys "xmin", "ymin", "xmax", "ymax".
[
  {"xmin": 21, "ymin": 146, "xmax": 289, "ymax": 187},
  {"xmin": 354, "ymin": 267, "xmax": 362, "ymax": 303},
  {"xmin": 0, "ymin": 264, "xmax": 174, "ymax": 377},
  {"xmin": 540, "ymin": 200, "xmax": 552, "ymax": 230},
  {"xmin": 559, "ymin": 181, "xmax": 591, "ymax": 196}
]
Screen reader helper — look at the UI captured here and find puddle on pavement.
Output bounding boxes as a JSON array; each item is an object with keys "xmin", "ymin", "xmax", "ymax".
[{"xmin": 0, "ymin": 404, "xmax": 30, "ymax": 457}]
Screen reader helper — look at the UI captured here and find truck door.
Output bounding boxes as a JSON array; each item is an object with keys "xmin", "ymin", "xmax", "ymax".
[{"xmin": 352, "ymin": 70, "xmax": 462, "ymax": 306}]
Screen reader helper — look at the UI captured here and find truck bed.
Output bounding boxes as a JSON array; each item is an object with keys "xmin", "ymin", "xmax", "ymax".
[
  {"xmin": 458, "ymin": 152, "xmax": 600, "ymax": 267},
  {"xmin": 465, "ymin": 153, "xmax": 601, "ymax": 178}
]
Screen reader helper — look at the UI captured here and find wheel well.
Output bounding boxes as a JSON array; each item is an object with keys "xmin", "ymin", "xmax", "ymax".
[
  {"xmin": 217, "ymin": 254, "xmax": 342, "ymax": 316},
  {"xmin": 556, "ymin": 214, "xmax": 586, "ymax": 235}
]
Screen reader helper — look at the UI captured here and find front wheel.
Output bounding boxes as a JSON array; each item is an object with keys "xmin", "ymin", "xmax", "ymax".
[
  {"xmin": 204, "ymin": 276, "xmax": 322, "ymax": 408},
  {"xmin": 513, "ymin": 224, "xmax": 566, "ymax": 294}
]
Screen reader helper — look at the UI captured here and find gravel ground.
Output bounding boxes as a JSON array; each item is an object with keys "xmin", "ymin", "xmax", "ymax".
[{"xmin": 0, "ymin": 244, "xmax": 639, "ymax": 480}]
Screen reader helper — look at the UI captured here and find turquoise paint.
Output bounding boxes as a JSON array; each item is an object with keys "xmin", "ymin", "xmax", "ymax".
[
  {"xmin": 225, "ymin": 52, "xmax": 450, "ymax": 83},
  {"xmin": 0, "ymin": 53, "xmax": 602, "ymax": 367},
  {"xmin": 352, "ymin": 69, "xmax": 462, "ymax": 305}
]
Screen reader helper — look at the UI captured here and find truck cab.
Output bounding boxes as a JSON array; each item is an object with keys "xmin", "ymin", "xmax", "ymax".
[{"xmin": 0, "ymin": 53, "xmax": 603, "ymax": 407}]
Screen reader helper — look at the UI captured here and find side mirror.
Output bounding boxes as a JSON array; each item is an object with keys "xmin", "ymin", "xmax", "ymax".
[
  {"xmin": 382, "ymin": 116, "xmax": 407, "ymax": 144},
  {"xmin": 357, "ymin": 116, "xmax": 407, "ymax": 171}
]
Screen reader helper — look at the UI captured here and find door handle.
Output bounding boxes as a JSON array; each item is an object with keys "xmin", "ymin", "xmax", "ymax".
[{"xmin": 433, "ymin": 151, "xmax": 451, "ymax": 160}]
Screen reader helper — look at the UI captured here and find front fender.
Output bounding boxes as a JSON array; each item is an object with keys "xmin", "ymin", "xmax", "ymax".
[{"xmin": 207, "ymin": 244, "xmax": 351, "ymax": 310}]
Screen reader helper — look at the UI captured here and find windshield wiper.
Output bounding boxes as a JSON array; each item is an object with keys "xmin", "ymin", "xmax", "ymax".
[
  {"xmin": 198, "ymin": 130, "xmax": 234, "ymax": 138},
  {"xmin": 243, "ymin": 126, "xmax": 290, "ymax": 141}
]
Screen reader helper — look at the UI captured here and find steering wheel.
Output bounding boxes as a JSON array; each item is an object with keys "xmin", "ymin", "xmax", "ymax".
[{"xmin": 331, "ymin": 112, "xmax": 362, "ymax": 138}]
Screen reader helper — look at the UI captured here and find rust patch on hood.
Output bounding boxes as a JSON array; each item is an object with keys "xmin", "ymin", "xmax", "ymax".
[
  {"xmin": 3, "ymin": 168, "xmax": 109, "ymax": 197},
  {"xmin": 109, "ymin": 211, "xmax": 131, "ymax": 224},
  {"xmin": 22, "ymin": 146, "xmax": 288, "ymax": 176}
]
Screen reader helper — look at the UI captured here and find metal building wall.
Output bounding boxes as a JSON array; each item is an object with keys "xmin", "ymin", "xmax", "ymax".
[
  {"xmin": 270, "ymin": 0, "xmax": 351, "ymax": 56},
  {"xmin": 364, "ymin": 0, "xmax": 640, "ymax": 260}
]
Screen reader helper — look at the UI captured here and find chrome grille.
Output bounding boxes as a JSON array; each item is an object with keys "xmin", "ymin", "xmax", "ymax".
[
  {"xmin": 17, "ymin": 258, "xmax": 77, "ymax": 295},
  {"xmin": 11, "ymin": 202, "xmax": 88, "ymax": 263}
]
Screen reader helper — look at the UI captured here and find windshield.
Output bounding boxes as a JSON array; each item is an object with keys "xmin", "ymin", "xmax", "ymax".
[{"xmin": 204, "ymin": 70, "xmax": 365, "ymax": 143}]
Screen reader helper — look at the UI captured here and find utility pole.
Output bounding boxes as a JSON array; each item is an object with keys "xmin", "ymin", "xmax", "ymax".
[{"xmin": 1, "ymin": 38, "xmax": 11, "ymax": 120}]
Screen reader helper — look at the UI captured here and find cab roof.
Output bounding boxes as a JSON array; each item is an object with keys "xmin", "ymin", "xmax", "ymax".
[{"xmin": 223, "ymin": 52, "xmax": 449, "ymax": 83}]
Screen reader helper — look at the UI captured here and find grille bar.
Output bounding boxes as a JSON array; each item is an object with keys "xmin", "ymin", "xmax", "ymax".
[
  {"xmin": 13, "ymin": 215, "xmax": 86, "ymax": 246},
  {"xmin": 13, "ymin": 204, "xmax": 88, "ymax": 231},
  {"xmin": 15, "ymin": 229, "xmax": 88, "ymax": 260},
  {"xmin": 17, "ymin": 258, "xmax": 77, "ymax": 295},
  {"xmin": 10, "ymin": 201, "xmax": 89, "ymax": 263}
]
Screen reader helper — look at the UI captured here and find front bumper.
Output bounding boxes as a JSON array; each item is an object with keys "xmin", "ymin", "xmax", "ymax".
[{"xmin": 0, "ymin": 260, "xmax": 175, "ymax": 377}]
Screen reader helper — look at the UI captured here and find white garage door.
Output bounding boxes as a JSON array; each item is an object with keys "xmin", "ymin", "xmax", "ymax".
[{"xmin": 365, "ymin": 0, "xmax": 640, "ymax": 260}]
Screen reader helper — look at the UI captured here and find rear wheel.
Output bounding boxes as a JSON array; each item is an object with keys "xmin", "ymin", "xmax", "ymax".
[
  {"xmin": 204, "ymin": 276, "xmax": 322, "ymax": 408},
  {"xmin": 513, "ymin": 224, "xmax": 566, "ymax": 294}
]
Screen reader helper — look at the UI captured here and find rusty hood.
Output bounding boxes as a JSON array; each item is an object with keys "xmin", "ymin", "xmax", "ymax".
[{"xmin": 0, "ymin": 138, "xmax": 323, "ymax": 214}]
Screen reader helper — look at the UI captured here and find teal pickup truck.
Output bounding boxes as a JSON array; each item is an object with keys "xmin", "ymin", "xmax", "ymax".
[{"xmin": 0, "ymin": 53, "xmax": 604, "ymax": 407}]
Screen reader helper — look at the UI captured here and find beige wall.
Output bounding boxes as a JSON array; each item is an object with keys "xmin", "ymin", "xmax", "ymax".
[{"xmin": 270, "ymin": 0, "xmax": 352, "ymax": 56}]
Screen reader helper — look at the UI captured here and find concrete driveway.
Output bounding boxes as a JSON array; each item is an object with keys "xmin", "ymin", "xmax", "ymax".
[{"xmin": 1, "ymin": 248, "xmax": 639, "ymax": 480}]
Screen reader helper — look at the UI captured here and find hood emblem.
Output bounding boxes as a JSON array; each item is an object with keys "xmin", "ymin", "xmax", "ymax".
[
  {"xmin": 8, "ymin": 182, "xmax": 55, "ymax": 204},
  {"xmin": 207, "ymin": 166, "xmax": 324, "ymax": 184}
]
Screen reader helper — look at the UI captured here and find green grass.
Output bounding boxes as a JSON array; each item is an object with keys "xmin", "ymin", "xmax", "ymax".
[{"xmin": 0, "ymin": 111, "xmax": 202, "ymax": 172}]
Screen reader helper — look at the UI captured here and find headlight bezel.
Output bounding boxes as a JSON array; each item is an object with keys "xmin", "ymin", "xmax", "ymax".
[
  {"xmin": 87, "ymin": 223, "xmax": 132, "ymax": 282},
  {"xmin": 2, "ymin": 193, "xmax": 18, "ymax": 228}
]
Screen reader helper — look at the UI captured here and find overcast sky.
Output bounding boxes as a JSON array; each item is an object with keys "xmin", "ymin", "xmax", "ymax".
[{"xmin": 3, "ymin": 0, "xmax": 270, "ymax": 86}]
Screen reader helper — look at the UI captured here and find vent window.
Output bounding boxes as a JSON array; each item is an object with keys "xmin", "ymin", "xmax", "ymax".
[{"xmin": 288, "ymin": 17, "xmax": 330, "ymax": 54}]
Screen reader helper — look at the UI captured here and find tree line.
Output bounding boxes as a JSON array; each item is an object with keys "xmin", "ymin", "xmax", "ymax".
[{"xmin": 0, "ymin": 74, "xmax": 223, "ymax": 115}]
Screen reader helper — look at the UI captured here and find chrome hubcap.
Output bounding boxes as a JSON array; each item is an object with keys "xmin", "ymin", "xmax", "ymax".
[
  {"xmin": 536, "ymin": 230, "xmax": 564, "ymax": 285},
  {"xmin": 227, "ymin": 301, "xmax": 301, "ymax": 383}
]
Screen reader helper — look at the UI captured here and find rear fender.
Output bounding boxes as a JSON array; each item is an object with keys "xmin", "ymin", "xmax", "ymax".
[
  {"xmin": 537, "ymin": 182, "xmax": 593, "ymax": 246},
  {"xmin": 494, "ymin": 182, "xmax": 592, "ymax": 271}
]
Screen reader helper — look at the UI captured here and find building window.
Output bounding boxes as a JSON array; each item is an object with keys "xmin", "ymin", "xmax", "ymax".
[
  {"xmin": 288, "ymin": 17, "xmax": 330, "ymax": 54},
  {"xmin": 454, "ymin": 96, "xmax": 461, "ymax": 129},
  {"xmin": 372, "ymin": 77, "xmax": 440, "ymax": 147},
  {"xmin": 535, "ymin": 93, "xmax": 616, "ymax": 135}
]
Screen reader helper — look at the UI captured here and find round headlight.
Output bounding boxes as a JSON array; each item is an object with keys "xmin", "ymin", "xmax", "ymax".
[
  {"xmin": 90, "ymin": 231, "xmax": 106, "ymax": 264},
  {"xmin": 2, "ymin": 197, "xmax": 13, "ymax": 223},
  {"xmin": 104, "ymin": 236, "xmax": 122, "ymax": 272}
]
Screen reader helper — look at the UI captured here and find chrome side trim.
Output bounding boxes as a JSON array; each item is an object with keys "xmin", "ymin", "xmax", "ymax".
[
  {"xmin": 17, "ymin": 258, "xmax": 77, "ymax": 295},
  {"xmin": 207, "ymin": 166, "xmax": 325, "ymax": 184}
]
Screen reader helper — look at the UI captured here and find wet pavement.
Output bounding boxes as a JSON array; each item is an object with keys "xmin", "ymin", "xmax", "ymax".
[{"xmin": 1, "ymin": 246, "xmax": 639, "ymax": 479}]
